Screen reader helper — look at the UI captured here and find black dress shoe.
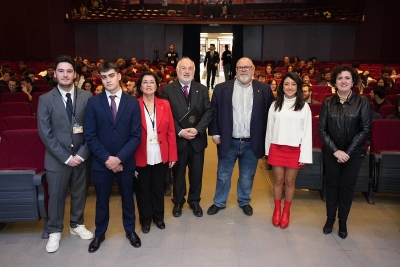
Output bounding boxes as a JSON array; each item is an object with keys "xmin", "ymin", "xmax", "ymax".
[
  {"xmin": 338, "ymin": 221, "xmax": 348, "ymax": 239},
  {"xmin": 88, "ymin": 236, "xmax": 105, "ymax": 253},
  {"xmin": 142, "ymin": 225, "xmax": 150, "ymax": 234},
  {"xmin": 172, "ymin": 205, "xmax": 182, "ymax": 217},
  {"xmin": 190, "ymin": 205, "xmax": 203, "ymax": 217},
  {"xmin": 207, "ymin": 204, "xmax": 225, "ymax": 215},
  {"xmin": 126, "ymin": 232, "xmax": 141, "ymax": 248},
  {"xmin": 155, "ymin": 221, "xmax": 165, "ymax": 229},
  {"xmin": 241, "ymin": 205, "xmax": 253, "ymax": 216},
  {"xmin": 323, "ymin": 218, "xmax": 335, "ymax": 235}
]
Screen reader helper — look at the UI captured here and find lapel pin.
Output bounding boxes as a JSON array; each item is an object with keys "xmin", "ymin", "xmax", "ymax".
[
  {"xmin": 196, "ymin": 90, "xmax": 198, "ymax": 93},
  {"xmin": 258, "ymin": 90, "xmax": 260, "ymax": 93}
]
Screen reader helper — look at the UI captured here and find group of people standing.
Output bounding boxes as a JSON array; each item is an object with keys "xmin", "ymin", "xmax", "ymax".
[{"xmin": 37, "ymin": 54, "xmax": 370, "ymax": 255}]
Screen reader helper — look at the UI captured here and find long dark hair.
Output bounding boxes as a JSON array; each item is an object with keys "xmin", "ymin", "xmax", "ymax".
[{"xmin": 274, "ymin": 72, "xmax": 305, "ymax": 112}]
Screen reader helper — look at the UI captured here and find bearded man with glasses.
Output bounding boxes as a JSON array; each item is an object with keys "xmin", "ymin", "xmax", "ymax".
[{"xmin": 207, "ymin": 57, "xmax": 274, "ymax": 216}]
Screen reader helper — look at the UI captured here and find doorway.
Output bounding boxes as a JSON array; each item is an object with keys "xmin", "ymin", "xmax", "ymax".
[{"xmin": 200, "ymin": 32, "xmax": 233, "ymax": 88}]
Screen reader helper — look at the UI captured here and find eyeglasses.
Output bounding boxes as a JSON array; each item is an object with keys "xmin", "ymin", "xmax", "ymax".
[
  {"xmin": 236, "ymin": 66, "xmax": 252, "ymax": 71},
  {"xmin": 142, "ymin": 81, "xmax": 155, "ymax": 85}
]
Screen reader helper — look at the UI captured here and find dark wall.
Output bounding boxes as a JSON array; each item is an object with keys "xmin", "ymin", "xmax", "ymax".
[{"xmin": 0, "ymin": 0, "xmax": 75, "ymax": 60}]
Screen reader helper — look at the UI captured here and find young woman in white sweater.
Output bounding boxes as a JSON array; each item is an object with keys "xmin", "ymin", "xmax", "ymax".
[{"xmin": 265, "ymin": 72, "xmax": 312, "ymax": 229}]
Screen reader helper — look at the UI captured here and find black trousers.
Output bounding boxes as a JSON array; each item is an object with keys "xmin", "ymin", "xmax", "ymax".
[
  {"xmin": 172, "ymin": 143, "xmax": 204, "ymax": 206},
  {"xmin": 135, "ymin": 163, "xmax": 169, "ymax": 226},
  {"xmin": 206, "ymin": 67, "xmax": 217, "ymax": 88},
  {"xmin": 323, "ymin": 153, "xmax": 364, "ymax": 222}
]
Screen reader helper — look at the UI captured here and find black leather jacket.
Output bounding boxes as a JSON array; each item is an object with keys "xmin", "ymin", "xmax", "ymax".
[{"xmin": 318, "ymin": 93, "xmax": 371, "ymax": 157}]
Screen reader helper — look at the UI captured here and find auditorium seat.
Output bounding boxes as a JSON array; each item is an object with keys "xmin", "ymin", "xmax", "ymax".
[
  {"xmin": 309, "ymin": 103, "xmax": 322, "ymax": 117},
  {"xmin": 0, "ymin": 92, "xmax": 29, "ymax": 103},
  {"xmin": 370, "ymin": 120, "xmax": 400, "ymax": 196},
  {"xmin": 31, "ymin": 92, "xmax": 47, "ymax": 116},
  {"xmin": 386, "ymin": 95, "xmax": 400, "ymax": 105},
  {"xmin": 0, "ymin": 116, "xmax": 37, "ymax": 136},
  {"xmin": 0, "ymin": 129, "xmax": 48, "ymax": 238},
  {"xmin": 0, "ymin": 102, "xmax": 32, "ymax": 119},
  {"xmin": 380, "ymin": 105, "xmax": 394, "ymax": 119}
]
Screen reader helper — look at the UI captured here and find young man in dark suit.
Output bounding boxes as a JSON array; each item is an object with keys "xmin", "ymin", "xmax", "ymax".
[
  {"xmin": 37, "ymin": 55, "xmax": 93, "ymax": 253},
  {"xmin": 207, "ymin": 57, "xmax": 274, "ymax": 216},
  {"xmin": 84, "ymin": 61, "xmax": 142, "ymax": 253},
  {"xmin": 204, "ymin": 44, "xmax": 220, "ymax": 89},
  {"xmin": 161, "ymin": 57, "xmax": 213, "ymax": 218}
]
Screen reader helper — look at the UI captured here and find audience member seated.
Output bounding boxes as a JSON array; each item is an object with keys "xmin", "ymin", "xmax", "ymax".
[
  {"xmin": 302, "ymin": 84, "xmax": 320, "ymax": 104},
  {"xmin": 370, "ymin": 86, "xmax": 391, "ymax": 113},
  {"xmin": 272, "ymin": 68, "xmax": 282, "ymax": 79},
  {"xmin": 286, "ymin": 64, "xmax": 294, "ymax": 73},
  {"xmin": 126, "ymin": 80, "xmax": 138, "ymax": 98},
  {"xmin": 291, "ymin": 56, "xmax": 300, "ymax": 67},
  {"xmin": 0, "ymin": 70, "xmax": 15, "ymax": 90},
  {"xmin": 307, "ymin": 66, "xmax": 315, "ymax": 76},
  {"xmin": 21, "ymin": 77, "xmax": 41, "ymax": 101},
  {"xmin": 140, "ymin": 61, "xmax": 152, "ymax": 72},
  {"xmin": 94, "ymin": 84, "xmax": 103, "ymax": 95},
  {"xmin": 390, "ymin": 69, "xmax": 400, "ymax": 83},
  {"xmin": 268, "ymin": 78, "xmax": 278, "ymax": 99},
  {"xmin": 258, "ymin": 74, "xmax": 266, "ymax": 83},
  {"xmin": 386, "ymin": 98, "xmax": 400, "ymax": 120},
  {"xmin": 318, "ymin": 68, "xmax": 335, "ymax": 92},
  {"xmin": 130, "ymin": 57, "xmax": 142, "ymax": 69},
  {"xmin": 42, "ymin": 65, "xmax": 55, "ymax": 84},
  {"xmin": 264, "ymin": 64, "xmax": 273, "ymax": 76},
  {"xmin": 302, "ymin": 73, "xmax": 312, "ymax": 87},
  {"xmin": 7, "ymin": 76, "xmax": 20, "ymax": 93},
  {"xmin": 294, "ymin": 67, "xmax": 302, "ymax": 77},
  {"xmin": 82, "ymin": 79, "xmax": 95, "ymax": 93},
  {"xmin": 18, "ymin": 61, "xmax": 28, "ymax": 75},
  {"xmin": 280, "ymin": 56, "xmax": 290, "ymax": 67},
  {"xmin": 24, "ymin": 69, "xmax": 39, "ymax": 85}
]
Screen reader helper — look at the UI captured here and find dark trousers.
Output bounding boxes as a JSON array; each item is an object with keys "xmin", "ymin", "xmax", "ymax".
[
  {"xmin": 93, "ymin": 170, "xmax": 135, "ymax": 237},
  {"xmin": 47, "ymin": 167, "xmax": 87, "ymax": 233},
  {"xmin": 172, "ymin": 143, "xmax": 204, "ymax": 206},
  {"xmin": 206, "ymin": 67, "xmax": 217, "ymax": 88},
  {"xmin": 135, "ymin": 163, "xmax": 168, "ymax": 226},
  {"xmin": 323, "ymin": 153, "xmax": 364, "ymax": 222}
]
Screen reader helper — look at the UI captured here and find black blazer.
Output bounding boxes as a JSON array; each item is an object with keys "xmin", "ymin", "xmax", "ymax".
[
  {"xmin": 161, "ymin": 80, "xmax": 213, "ymax": 152},
  {"xmin": 208, "ymin": 80, "xmax": 274, "ymax": 159},
  {"xmin": 204, "ymin": 51, "xmax": 220, "ymax": 70}
]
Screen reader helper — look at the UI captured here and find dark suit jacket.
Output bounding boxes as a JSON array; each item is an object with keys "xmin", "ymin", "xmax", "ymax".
[
  {"xmin": 161, "ymin": 80, "xmax": 213, "ymax": 152},
  {"xmin": 37, "ymin": 87, "xmax": 92, "ymax": 172},
  {"xmin": 84, "ymin": 90, "xmax": 141, "ymax": 171},
  {"xmin": 208, "ymin": 80, "xmax": 274, "ymax": 159},
  {"xmin": 135, "ymin": 97, "xmax": 178, "ymax": 167},
  {"xmin": 204, "ymin": 51, "xmax": 220, "ymax": 70}
]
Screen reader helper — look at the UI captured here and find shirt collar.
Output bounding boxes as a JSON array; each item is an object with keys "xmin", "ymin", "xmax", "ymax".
[
  {"xmin": 57, "ymin": 85, "xmax": 75, "ymax": 98},
  {"xmin": 179, "ymin": 81, "xmax": 190, "ymax": 90},
  {"xmin": 333, "ymin": 90, "xmax": 355, "ymax": 106},
  {"xmin": 105, "ymin": 88, "xmax": 123, "ymax": 98}
]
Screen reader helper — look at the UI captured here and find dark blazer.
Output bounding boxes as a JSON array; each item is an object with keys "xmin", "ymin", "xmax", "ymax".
[
  {"xmin": 204, "ymin": 51, "xmax": 220, "ymax": 70},
  {"xmin": 135, "ymin": 97, "xmax": 178, "ymax": 167},
  {"xmin": 161, "ymin": 80, "xmax": 213, "ymax": 152},
  {"xmin": 37, "ymin": 87, "xmax": 92, "ymax": 171},
  {"xmin": 208, "ymin": 80, "xmax": 274, "ymax": 159},
  {"xmin": 84, "ymin": 90, "xmax": 142, "ymax": 171}
]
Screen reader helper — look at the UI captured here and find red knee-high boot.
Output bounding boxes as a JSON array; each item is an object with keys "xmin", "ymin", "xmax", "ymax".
[
  {"xmin": 272, "ymin": 199, "xmax": 281, "ymax": 227},
  {"xmin": 280, "ymin": 200, "xmax": 292, "ymax": 229}
]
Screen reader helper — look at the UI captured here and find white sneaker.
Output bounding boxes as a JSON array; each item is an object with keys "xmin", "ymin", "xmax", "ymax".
[
  {"xmin": 70, "ymin": 225, "xmax": 93, "ymax": 240},
  {"xmin": 46, "ymin": 232, "xmax": 61, "ymax": 253}
]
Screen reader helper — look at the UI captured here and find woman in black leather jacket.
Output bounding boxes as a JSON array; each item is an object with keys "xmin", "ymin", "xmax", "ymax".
[{"xmin": 318, "ymin": 65, "xmax": 371, "ymax": 239}]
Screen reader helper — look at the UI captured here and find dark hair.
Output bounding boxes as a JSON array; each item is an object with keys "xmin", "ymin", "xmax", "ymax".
[
  {"xmin": 24, "ymin": 69, "xmax": 35, "ymax": 76},
  {"xmin": 292, "ymin": 56, "xmax": 300, "ymax": 63},
  {"xmin": 46, "ymin": 65, "xmax": 54, "ymax": 71},
  {"xmin": 330, "ymin": 65, "xmax": 360, "ymax": 90},
  {"xmin": 21, "ymin": 76, "xmax": 32, "ymax": 84},
  {"xmin": 4, "ymin": 70, "xmax": 15, "ymax": 77},
  {"xmin": 54, "ymin": 55, "xmax": 76, "ymax": 71},
  {"xmin": 274, "ymin": 72, "xmax": 305, "ymax": 112},
  {"xmin": 272, "ymin": 68, "xmax": 281, "ymax": 74},
  {"xmin": 381, "ymin": 67, "xmax": 390, "ymax": 75},
  {"xmin": 286, "ymin": 64, "xmax": 294, "ymax": 72},
  {"xmin": 210, "ymin": 44, "xmax": 215, "ymax": 47},
  {"xmin": 307, "ymin": 67, "xmax": 314, "ymax": 74},
  {"xmin": 352, "ymin": 62, "xmax": 360, "ymax": 69},
  {"xmin": 81, "ymin": 79, "xmax": 94, "ymax": 92},
  {"xmin": 83, "ymin": 72, "xmax": 91, "ymax": 79},
  {"xmin": 136, "ymin": 71, "xmax": 160, "ymax": 98},
  {"xmin": 8, "ymin": 76, "xmax": 19, "ymax": 84},
  {"xmin": 372, "ymin": 86, "xmax": 386, "ymax": 99},
  {"xmin": 98, "ymin": 61, "xmax": 119, "ymax": 74},
  {"xmin": 302, "ymin": 83, "xmax": 312, "ymax": 92}
]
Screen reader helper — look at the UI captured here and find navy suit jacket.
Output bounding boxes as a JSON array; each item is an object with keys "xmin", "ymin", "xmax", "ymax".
[
  {"xmin": 84, "ymin": 90, "xmax": 142, "ymax": 171},
  {"xmin": 208, "ymin": 80, "xmax": 274, "ymax": 159}
]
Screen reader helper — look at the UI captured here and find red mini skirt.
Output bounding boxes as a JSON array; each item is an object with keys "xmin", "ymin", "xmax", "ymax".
[{"xmin": 267, "ymin": 144, "xmax": 305, "ymax": 169}]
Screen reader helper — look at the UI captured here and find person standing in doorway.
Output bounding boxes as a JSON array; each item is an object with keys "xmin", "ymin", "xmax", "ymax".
[
  {"xmin": 204, "ymin": 44, "xmax": 220, "ymax": 89},
  {"xmin": 165, "ymin": 43, "xmax": 179, "ymax": 69},
  {"xmin": 221, "ymin": 44, "xmax": 232, "ymax": 82}
]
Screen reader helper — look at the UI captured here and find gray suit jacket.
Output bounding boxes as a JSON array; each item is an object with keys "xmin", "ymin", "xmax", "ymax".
[{"xmin": 37, "ymin": 87, "xmax": 92, "ymax": 172}]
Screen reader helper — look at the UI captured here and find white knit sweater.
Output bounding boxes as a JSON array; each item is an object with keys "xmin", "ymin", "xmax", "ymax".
[{"xmin": 265, "ymin": 96, "xmax": 313, "ymax": 164}]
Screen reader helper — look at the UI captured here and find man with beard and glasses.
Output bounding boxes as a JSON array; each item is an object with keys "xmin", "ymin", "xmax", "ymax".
[{"xmin": 207, "ymin": 57, "xmax": 274, "ymax": 216}]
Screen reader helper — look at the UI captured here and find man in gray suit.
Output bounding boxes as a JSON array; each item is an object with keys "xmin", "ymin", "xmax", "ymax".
[{"xmin": 38, "ymin": 55, "xmax": 93, "ymax": 253}]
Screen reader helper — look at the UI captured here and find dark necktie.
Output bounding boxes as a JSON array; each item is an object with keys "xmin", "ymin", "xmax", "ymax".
[
  {"xmin": 110, "ymin": 95, "xmax": 117, "ymax": 122},
  {"xmin": 183, "ymin": 85, "xmax": 189, "ymax": 99},
  {"xmin": 66, "ymin": 93, "xmax": 73, "ymax": 123}
]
